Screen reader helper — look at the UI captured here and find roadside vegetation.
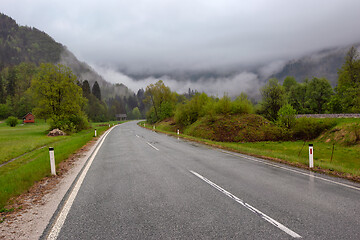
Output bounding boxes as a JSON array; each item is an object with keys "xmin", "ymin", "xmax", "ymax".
[
  {"xmin": 140, "ymin": 118, "xmax": 360, "ymax": 180},
  {"xmin": 0, "ymin": 121, "xmax": 119, "ymax": 209},
  {"xmin": 140, "ymin": 46, "xmax": 360, "ymax": 181}
]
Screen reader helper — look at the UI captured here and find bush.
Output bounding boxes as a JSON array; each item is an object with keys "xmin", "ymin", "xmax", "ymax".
[
  {"xmin": 5, "ymin": 116, "xmax": 18, "ymax": 127},
  {"xmin": 293, "ymin": 117, "xmax": 336, "ymax": 140},
  {"xmin": 231, "ymin": 93, "xmax": 254, "ymax": 114},
  {"xmin": 277, "ymin": 104, "xmax": 297, "ymax": 129},
  {"xmin": 48, "ymin": 113, "xmax": 89, "ymax": 134}
]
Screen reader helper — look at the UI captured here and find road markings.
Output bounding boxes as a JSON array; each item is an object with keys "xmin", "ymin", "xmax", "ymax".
[
  {"xmin": 46, "ymin": 127, "xmax": 113, "ymax": 240},
  {"xmin": 220, "ymin": 150, "xmax": 360, "ymax": 192},
  {"xmin": 147, "ymin": 142, "xmax": 159, "ymax": 151},
  {"xmin": 190, "ymin": 170, "xmax": 302, "ymax": 239}
]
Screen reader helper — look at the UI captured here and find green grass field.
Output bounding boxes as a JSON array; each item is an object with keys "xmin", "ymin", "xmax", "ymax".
[
  {"xmin": 141, "ymin": 119, "xmax": 360, "ymax": 178},
  {"xmin": 0, "ymin": 120, "xmax": 67, "ymax": 165},
  {"xmin": 0, "ymin": 120, "xmax": 121, "ymax": 209}
]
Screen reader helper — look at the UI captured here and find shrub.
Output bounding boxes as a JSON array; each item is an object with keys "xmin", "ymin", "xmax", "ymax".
[
  {"xmin": 231, "ymin": 93, "xmax": 254, "ymax": 114},
  {"xmin": 5, "ymin": 116, "xmax": 18, "ymax": 127},
  {"xmin": 277, "ymin": 104, "xmax": 297, "ymax": 129},
  {"xmin": 293, "ymin": 117, "xmax": 336, "ymax": 140}
]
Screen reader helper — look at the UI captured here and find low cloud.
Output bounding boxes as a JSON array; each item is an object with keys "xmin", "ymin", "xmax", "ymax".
[{"xmin": 93, "ymin": 65, "xmax": 261, "ymax": 99}]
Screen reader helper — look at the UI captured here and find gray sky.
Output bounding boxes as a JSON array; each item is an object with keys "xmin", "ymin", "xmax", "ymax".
[{"xmin": 2, "ymin": 0, "xmax": 360, "ymax": 95}]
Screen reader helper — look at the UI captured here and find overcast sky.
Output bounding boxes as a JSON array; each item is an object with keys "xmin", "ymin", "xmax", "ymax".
[{"xmin": 2, "ymin": 0, "xmax": 360, "ymax": 95}]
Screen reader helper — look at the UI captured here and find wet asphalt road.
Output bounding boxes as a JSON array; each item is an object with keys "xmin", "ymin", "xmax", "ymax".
[{"xmin": 52, "ymin": 121, "xmax": 360, "ymax": 239}]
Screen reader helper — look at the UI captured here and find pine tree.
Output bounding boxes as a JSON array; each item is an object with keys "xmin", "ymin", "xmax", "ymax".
[
  {"xmin": 82, "ymin": 80, "xmax": 91, "ymax": 98},
  {"xmin": 92, "ymin": 81, "xmax": 101, "ymax": 101}
]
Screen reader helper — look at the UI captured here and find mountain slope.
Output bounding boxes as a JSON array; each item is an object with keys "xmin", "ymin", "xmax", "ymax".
[
  {"xmin": 0, "ymin": 13, "xmax": 132, "ymax": 99},
  {"xmin": 272, "ymin": 44, "xmax": 360, "ymax": 85}
]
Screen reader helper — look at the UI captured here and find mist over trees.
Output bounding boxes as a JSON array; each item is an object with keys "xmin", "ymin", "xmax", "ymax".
[{"xmin": 142, "ymin": 46, "xmax": 360, "ymax": 126}]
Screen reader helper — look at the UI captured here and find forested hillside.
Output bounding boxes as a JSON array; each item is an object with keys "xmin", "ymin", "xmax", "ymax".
[
  {"xmin": 0, "ymin": 13, "xmax": 147, "ymax": 123},
  {"xmin": 272, "ymin": 44, "xmax": 360, "ymax": 85},
  {"xmin": 0, "ymin": 13, "xmax": 62, "ymax": 68}
]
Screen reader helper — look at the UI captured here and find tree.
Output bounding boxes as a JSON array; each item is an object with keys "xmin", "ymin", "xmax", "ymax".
[
  {"xmin": 0, "ymin": 74, "xmax": 5, "ymax": 103},
  {"xmin": 131, "ymin": 107, "xmax": 141, "ymax": 119},
  {"xmin": 277, "ymin": 104, "xmax": 297, "ymax": 129},
  {"xmin": 288, "ymin": 81, "xmax": 308, "ymax": 114},
  {"xmin": 144, "ymin": 80, "xmax": 176, "ymax": 123},
  {"xmin": 92, "ymin": 81, "xmax": 101, "ymax": 101},
  {"xmin": 259, "ymin": 78, "xmax": 286, "ymax": 121},
  {"xmin": 82, "ymin": 80, "xmax": 91, "ymax": 98},
  {"xmin": 6, "ymin": 67, "xmax": 16, "ymax": 97},
  {"xmin": 305, "ymin": 77, "xmax": 333, "ymax": 113},
  {"xmin": 282, "ymin": 76, "xmax": 297, "ymax": 92},
  {"xmin": 333, "ymin": 46, "xmax": 360, "ymax": 113},
  {"xmin": 31, "ymin": 63, "xmax": 88, "ymax": 132}
]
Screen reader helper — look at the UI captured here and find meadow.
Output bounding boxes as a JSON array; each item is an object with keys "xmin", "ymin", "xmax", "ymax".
[{"xmin": 0, "ymin": 121, "xmax": 119, "ymax": 209}]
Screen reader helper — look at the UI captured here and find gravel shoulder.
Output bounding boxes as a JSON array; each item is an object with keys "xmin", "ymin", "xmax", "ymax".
[{"xmin": 0, "ymin": 136, "xmax": 101, "ymax": 240}]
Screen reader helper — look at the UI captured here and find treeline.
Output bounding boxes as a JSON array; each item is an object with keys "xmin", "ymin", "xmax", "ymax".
[
  {"xmin": 0, "ymin": 62, "xmax": 147, "ymax": 125},
  {"xmin": 144, "ymin": 46, "xmax": 360, "ymax": 126}
]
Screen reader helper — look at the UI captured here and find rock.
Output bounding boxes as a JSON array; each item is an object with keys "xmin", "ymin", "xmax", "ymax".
[{"xmin": 47, "ymin": 129, "xmax": 66, "ymax": 137}]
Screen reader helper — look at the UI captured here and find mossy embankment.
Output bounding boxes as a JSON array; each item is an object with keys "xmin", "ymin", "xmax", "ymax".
[{"xmin": 141, "ymin": 115, "xmax": 360, "ymax": 182}]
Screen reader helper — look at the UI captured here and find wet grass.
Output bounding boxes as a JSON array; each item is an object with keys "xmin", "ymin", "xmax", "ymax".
[
  {"xmin": 140, "ymin": 119, "xmax": 360, "ymax": 179},
  {"xmin": 0, "ymin": 121, "xmax": 120, "ymax": 209}
]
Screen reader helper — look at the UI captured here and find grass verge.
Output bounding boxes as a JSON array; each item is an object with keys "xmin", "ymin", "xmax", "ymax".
[
  {"xmin": 139, "ymin": 121, "xmax": 360, "ymax": 182},
  {"xmin": 0, "ymin": 121, "xmax": 120, "ymax": 209}
]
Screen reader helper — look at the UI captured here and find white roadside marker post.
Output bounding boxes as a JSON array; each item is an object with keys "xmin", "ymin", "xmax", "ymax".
[
  {"xmin": 177, "ymin": 129, "xmax": 179, "ymax": 135},
  {"xmin": 49, "ymin": 147, "xmax": 56, "ymax": 176},
  {"xmin": 153, "ymin": 125, "xmax": 155, "ymax": 130},
  {"xmin": 309, "ymin": 144, "xmax": 314, "ymax": 168},
  {"xmin": 94, "ymin": 129, "xmax": 97, "ymax": 137}
]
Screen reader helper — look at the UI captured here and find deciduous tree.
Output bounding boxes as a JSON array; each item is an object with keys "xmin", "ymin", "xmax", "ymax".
[{"xmin": 31, "ymin": 63, "xmax": 88, "ymax": 132}]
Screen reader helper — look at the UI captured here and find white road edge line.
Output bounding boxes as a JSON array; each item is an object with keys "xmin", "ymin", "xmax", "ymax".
[
  {"xmin": 220, "ymin": 150, "xmax": 360, "ymax": 192},
  {"xmin": 190, "ymin": 170, "xmax": 302, "ymax": 239},
  {"xmin": 147, "ymin": 142, "xmax": 159, "ymax": 151},
  {"xmin": 47, "ymin": 127, "xmax": 114, "ymax": 240}
]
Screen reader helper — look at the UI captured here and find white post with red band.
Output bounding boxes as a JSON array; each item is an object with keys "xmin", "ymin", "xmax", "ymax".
[
  {"xmin": 309, "ymin": 144, "xmax": 314, "ymax": 168},
  {"xmin": 49, "ymin": 147, "xmax": 56, "ymax": 175}
]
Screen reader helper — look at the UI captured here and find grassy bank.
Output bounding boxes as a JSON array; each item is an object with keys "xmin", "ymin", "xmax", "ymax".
[
  {"xmin": 140, "ymin": 119, "xmax": 360, "ymax": 181},
  {"xmin": 0, "ymin": 121, "xmax": 119, "ymax": 209}
]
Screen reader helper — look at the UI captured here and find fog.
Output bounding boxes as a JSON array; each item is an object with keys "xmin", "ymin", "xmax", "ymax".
[{"xmin": 2, "ymin": 0, "xmax": 360, "ymax": 96}]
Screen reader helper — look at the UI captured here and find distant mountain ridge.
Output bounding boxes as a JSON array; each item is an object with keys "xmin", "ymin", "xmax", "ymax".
[
  {"xmin": 271, "ymin": 43, "xmax": 360, "ymax": 85},
  {"xmin": 0, "ymin": 13, "xmax": 133, "ymax": 99}
]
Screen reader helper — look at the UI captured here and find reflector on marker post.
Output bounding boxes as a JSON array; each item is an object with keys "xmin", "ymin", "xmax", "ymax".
[
  {"xmin": 49, "ymin": 147, "xmax": 56, "ymax": 175},
  {"xmin": 309, "ymin": 144, "xmax": 314, "ymax": 168}
]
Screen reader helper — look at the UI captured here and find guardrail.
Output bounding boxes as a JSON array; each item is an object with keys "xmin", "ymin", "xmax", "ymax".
[{"xmin": 296, "ymin": 114, "xmax": 360, "ymax": 118}]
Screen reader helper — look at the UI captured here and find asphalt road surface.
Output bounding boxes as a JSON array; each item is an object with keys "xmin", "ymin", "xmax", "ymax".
[{"xmin": 44, "ymin": 121, "xmax": 360, "ymax": 239}]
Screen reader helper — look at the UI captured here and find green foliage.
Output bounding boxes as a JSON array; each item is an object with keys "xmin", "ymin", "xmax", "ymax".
[
  {"xmin": 0, "ymin": 13, "xmax": 63, "ymax": 68},
  {"xmin": 305, "ymin": 77, "xmax": 333, "ymax": 113},
  {"xmin": 131, "ymin": 107, "xmax": 142, "ymax": 120},
  {"xmin": 174, "ymin": 93, "xmax": 211, "ymax": 126},
  {"xmin": 287, "ymin": 81, "xmax": 307, "ymax": 113},
  {"xmin": 231, "ymin": 93, "xmax": 254, "ymax": 114},
  {"xmin": 215, "ymin": 95, "xmax": 232, "ymax": 115},
  {"xmin": 30, "ymin": 63, "xmax": 88, "ymax": 133},
  {"xmin": 259, "ymin": 78, "xmax": 286, "ymax": 121},
  {"xmin": 292, "ymin": 118, "xmax": 336, "ymax": 140},
  {"xmin": 282, "ymin": 76, "xmax": 297, "ymax": 92},
  {"xmin": 5, "ymin": 116, "xmax": 18, "ymax": 127},
  {"xmin": 144, "ymin": 80, "xmax": 176, "ymax": 123},
  {"xmin": 277, "ymin": 104, "xmax": 297, "ymax": 129},
  {"xmin": 332, "ymin": 46, "xmax": 360, "ymax": 113}
]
